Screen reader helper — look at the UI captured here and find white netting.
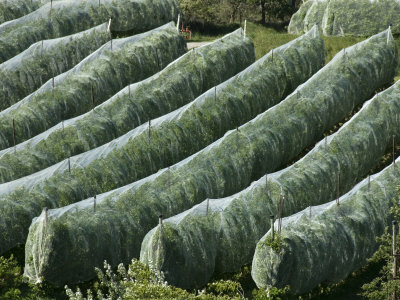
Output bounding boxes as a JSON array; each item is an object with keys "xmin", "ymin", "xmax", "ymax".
[
  {"xmin": 0, "ymin": 22, "xmax": 110, "ymax": 111},
  {"xmin": 22, "ymin": 29, "xmax": 397, "ymax": 286},
  {"xmin": 252, "ymin": 158, "xmax": 400, "ymax": 294},
  {"xmin": 140, "ymin": 79, "xmax": 400, "ymax": 289},
  {"xmin": 0, "ymin": 22, "xmax": 186, "ymax": 150},
  {"xmin": 289, "ymin": 0, "xmax": 400, "ymax": 36},
  {"xmin": 0, "ymin": 0, "xmax": 180, "ymax": 63},
  {"xmin": 0, "ymin": 26, "xmax": 324, "ymax": 263},
  {"xmin": 0, "ymin": 0, "xmax": 54, "ymax": 25},
  {"xmin": 0, "ymin": 28, "xmax": 255, "ymax": 183}
]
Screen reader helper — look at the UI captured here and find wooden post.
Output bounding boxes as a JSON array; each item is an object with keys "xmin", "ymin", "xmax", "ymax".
[
  {"xmin": 159, "ymin": 215, "xmax": 163, "ymax": 233},
  {"xmin": 176, "ymin": 14, "xmax": 180, "ymax": 34},
  {"xmin": 91, "ymin": 83, "xmax": 95, "ymax": 110},
  {"xmin": 206, "ymin": 198, "xmax": 209, "ymax": 216},
  {"xmin": 244, "ymin": 20, "xmax": 247, "ymax": 39},
  {"xmin": 214, "ymin": 86, "xmax": 217, "ymax": 102},
  {"xmin": 324, "ymin": 136, "xmax": 327, "ymax": 149},
  {"xmin": 336, "ymin": 172, "xmax": 340, "ymax": 206},
  {"xmin": 393, "ymin": 135, "xmax": 396, "ymax": 166},
  {"xmin": 41, "ymin": 40, "xmax": 44, "ymax": 56},
  {"xmin": 107, "ymin": 18, "xmax": 113, "ymax": 51},
  {"xmin": 43, "ymin": 207, "xmax": 48, "ymax": 225},
  {"xmin": 265, "ymin": 175, "xmax": 268, "ymax": 194},
  {"xmin": 12, "ymin": 119, "xmax": 16, "ymax": 148},
  {"xmin": 148, "ymin": 119, "xmax": 151, "ymax": 141},
  {"xmin": 93, "ymin": 195, "xmax": 96, "ymax": 212},
  {"xmin": 278, "ymin": 194, "xmax": 284, "ymax": 234},
  {"xmin": 128, "ymin": 85, "xmax": 131, "ymax": 98},
  {"xmin": 52, "ymin": 77, "xmax": 55, "ymax": 89},
  {"xmin": 168, "ymin": 167, "xmax": 170, "ymax": 189},
  {"xmin": 156, "ymin": 48, "xmax": 160, "ymax": 70},
  {"xmin": 393, "ymin": 220, "xmax": 398, "ymax": 300},
  {"xmin": 68, "ymin": 157, "xmax": 71, "ymax": 173},
  {"xmin": 61, "ymin": 120, "xmax": 64, "ymax": 138},
  {"xmin": 270, "ymin": 215, "xmax": 275, "ymax": 240},
  {"xmin": 368, "ymin": 175, "xmax": 371, "ymax": 191},
  {"xmin": 236, "ymin": 127, "xmax": 239, "ymax": 149}
]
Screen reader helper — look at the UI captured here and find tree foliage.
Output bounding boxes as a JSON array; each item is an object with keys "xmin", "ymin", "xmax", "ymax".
[
  {"xmin": 179, "ymin": 0, "xmax": 296, "ymax": 27},
  {"xmin": 65, "ymin": 259, "xmax": 246, "ymax": 300}
]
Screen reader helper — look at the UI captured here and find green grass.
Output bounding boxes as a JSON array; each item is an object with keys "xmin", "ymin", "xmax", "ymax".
[{"xmin": 190, "ymin": 22, "xmax": 400, "ymax": 80}]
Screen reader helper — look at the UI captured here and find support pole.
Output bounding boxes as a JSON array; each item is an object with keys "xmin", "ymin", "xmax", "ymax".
[
  {"xmin": 393, "ymin": 134, "xmax": 396, "ymax": 167},
  {"xmin": 336, "ymin": 172, "xmax": 340, "ymax": 206},
  {"xmin": 278, "ymin": 195, "xmax": 284, "ymax": 234},
  {"xmin": 270, "ymin": 215, "xmax": 274, "ymax": 240},
  {"xmin": 159, "ymin": 215, "xmax": 163, "ymax": 233},
  {"xmin": 176, "ymin": 14, "xmax": 180, "ymax": 34},
  {"xmin": 393, "ymin": 220, "xmax": 398, "ymax": 300},
  {"xmin": 12, "ymin": 119, "xmax": 16, "ymax": 148}
]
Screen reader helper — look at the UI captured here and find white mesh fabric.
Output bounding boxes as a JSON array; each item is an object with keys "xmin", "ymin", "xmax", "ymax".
[
  {"xmin": 0, "ymin": 0, "xmax": 180, "ymax": 62},
  {"xmin": 23, "ymin": 29, "xmax": 397, "ymax": 286}
]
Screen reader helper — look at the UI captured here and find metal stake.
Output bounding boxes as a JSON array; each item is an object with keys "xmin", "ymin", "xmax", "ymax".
[{"xmin": 94, "ymin": 195, "xmax": 97, "ymax": 212}]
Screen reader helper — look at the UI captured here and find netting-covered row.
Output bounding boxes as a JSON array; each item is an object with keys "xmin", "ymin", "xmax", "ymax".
[
  {"xmin": 0, "ymin": 0, "xmax": 57, "ymax": 25},
  {"xmin": 0, "ymin": 22, "xmax": 110, "ymax": 111},
  {"xmin": 0, "ymin": 26, "xmax": 323, "ymax": 257},
  {"xmin": 288, "ymin": 0, "xmax": 400, "ymax": 36},
  {"xmin": 22, "ymin": 29, "xmax": 397, "ymax": 286},
  {"xmin": 252, "ymin": 158, "xmax": 400, "ymax": 295},
  {"xmin": 0, "ymin": 0, "xmax": 51, "ymax": 24},
  {"xmin": 0, "ymin": 28, "xmax": 255, "ymax": 183},
  {"xmin": 0, "ymin": 22, "xmax": 186, "ymax": 151},
  {"xmin": 0, "ymin": 0, "xmax": 180, "ymax": 63},
  {"xmin": 140, "ymin": 80, "xmax": 400, "ymax": 289}
]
